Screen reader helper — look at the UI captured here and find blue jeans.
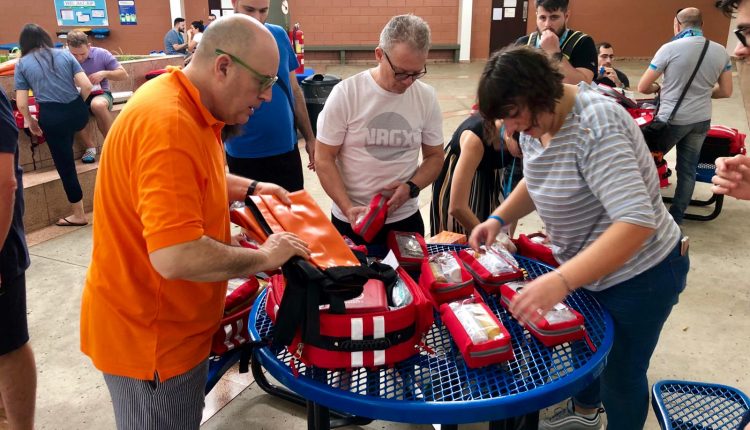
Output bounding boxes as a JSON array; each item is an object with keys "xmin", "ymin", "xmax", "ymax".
[
  {"xmin": 662, "ymin": 121, "xmax": 711, "ymax": 224},
  {"xmin": 573, "ymin": 239, "xmax": 689, "ymax": 430}
]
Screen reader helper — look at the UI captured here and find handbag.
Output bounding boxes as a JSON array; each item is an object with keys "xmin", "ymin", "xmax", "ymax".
[{"xmin": 641, "ymin": 38, "xmax": 710, "ymax": 152}]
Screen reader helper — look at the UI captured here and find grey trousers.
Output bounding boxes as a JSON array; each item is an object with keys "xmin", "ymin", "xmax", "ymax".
[{"xmin": 103, "ymin": 360, "xmax": 208, "ymax": 430}]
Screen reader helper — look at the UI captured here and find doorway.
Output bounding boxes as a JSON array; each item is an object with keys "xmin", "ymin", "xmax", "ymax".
[{"xmin": 489, "ymin": 0, "xmax": 529, "ymax": 55}]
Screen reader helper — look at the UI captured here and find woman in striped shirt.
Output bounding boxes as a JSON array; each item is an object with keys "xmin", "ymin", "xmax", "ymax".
[{"xmin": 470, "ymin": 45, "xmax": 687, "ymax": 430}]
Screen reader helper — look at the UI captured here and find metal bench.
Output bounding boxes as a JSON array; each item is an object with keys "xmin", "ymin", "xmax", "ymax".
[
  {"xmin": 651, "ymin": 380, "xmax": 750, "ymax": 430},
  {"xmin": 305, "ymin": 43, "xmax": 461, "ymax": 64}
]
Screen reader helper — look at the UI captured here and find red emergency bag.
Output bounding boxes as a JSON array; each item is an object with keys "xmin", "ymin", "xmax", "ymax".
[
  {"xmin": 457, "ymin": 247, "xmax": 524, "ymax": 293},
  {"xmin": 210, "ymin": 276, "xmax": 261, "ymax": 356},
  {"xmin": 513, "ymin": 233, "xmax": 559, "ymax": 268},
  {"xmin": 353, "ymin": 193, "xmax": 388, "ymax": 243},
  {"xmin": 700, "ymin": 125, "xmax": 747, "ymax": 164},
  {"xmin": 387, "ymin": 231, "xmax": 428, "ymax": 270},
  {"xmin": 418, "ymin": 251, "xmax": 474, "ymax": 306},
  {"xmin": 499, "ymin": 281, "xmax": 595, "ymax": 351}
]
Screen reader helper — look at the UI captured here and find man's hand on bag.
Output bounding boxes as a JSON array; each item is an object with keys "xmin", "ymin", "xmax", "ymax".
[
  {"xmin": 382, "ymin": 181, "xmax": 411, "ymax": 215},
  {"xmin": 255, "ymin": 182, "xmax": 292, "ymax": 205},
  {"xmin": 257, "ymin": 232, "xmax": 311, "ymax": 271},
  {"xmin": 346, "ymin": 206, "xmax": 368, "ymax": 229}
]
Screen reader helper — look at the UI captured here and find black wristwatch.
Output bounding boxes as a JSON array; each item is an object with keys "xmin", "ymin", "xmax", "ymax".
[
  {"xmin": 246, "ymin": 180, "xmax": 258, "ymax": 197},
  {"xmin": 405, "ymin": 180, "xmax": 420, "ymax": 198},
  {"xmin": 551, "ymin": 52, "xmax": 564, "ymax": 62}
]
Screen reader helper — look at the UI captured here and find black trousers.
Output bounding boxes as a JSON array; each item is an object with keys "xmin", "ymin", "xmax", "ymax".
[
  {"xmin": 332, "ymin": 210, "xmax": 424, "ymax": 247},
  {"xmin": 38, "ymin": 98, "xmax": 89, "ymax": 203},
  {"xmin": 226, "ymin": 147, "xmax": 304, "ymax": 192}
]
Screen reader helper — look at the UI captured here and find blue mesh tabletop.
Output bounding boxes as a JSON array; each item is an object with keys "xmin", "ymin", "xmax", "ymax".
[
  {"xmin": 249, "ymin": 244, "xmax": 614, "ymax": 424},
  {"xmin": 652, "ymin": 380, "xmax": 750, "ymax": 430}
]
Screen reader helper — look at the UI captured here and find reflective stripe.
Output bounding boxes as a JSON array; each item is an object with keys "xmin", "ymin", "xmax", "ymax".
[
  {"xmin": 351, "ymin": 318, "xmax": 364, "ymax": 367},
  {"xmin": 373, "ymin": 316, "xmax": 385, "ymax": 366}
]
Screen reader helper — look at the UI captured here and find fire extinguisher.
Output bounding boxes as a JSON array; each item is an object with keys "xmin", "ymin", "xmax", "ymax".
[{"xmin": 289, "ymin": 22, "xmax": 305, "ymax": 74}]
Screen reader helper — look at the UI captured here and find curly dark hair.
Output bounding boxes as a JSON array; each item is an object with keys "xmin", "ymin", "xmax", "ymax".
[
  {"xmin": 477, "ymin": 45, "xmax": 564, "ymax": 129},
  {"xmin": 536, "ymin": 0, "xmax": 569, "ymax": 12},
  {"xmin": 715, "ymin": 0, "xmax": 741, "ymax": 17}
]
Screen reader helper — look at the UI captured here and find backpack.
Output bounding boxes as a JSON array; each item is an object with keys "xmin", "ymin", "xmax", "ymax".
[{"xmin": 527, "ymin": 30, "xmax": 588, "ymax": 61}]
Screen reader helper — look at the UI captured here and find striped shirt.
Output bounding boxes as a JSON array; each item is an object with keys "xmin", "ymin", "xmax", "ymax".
[{"xmin": 520, "ymin": 83, "xmax": 681, "ymax": 291}]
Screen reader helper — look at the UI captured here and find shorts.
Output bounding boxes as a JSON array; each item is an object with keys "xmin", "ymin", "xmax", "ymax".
[
  {"xmin": 87, "ymin": 91, "xmax": 114, "ymax": 112},
  {"xmin": 0, "ymin": 273, "xmax": 29, "ymax": 355}
]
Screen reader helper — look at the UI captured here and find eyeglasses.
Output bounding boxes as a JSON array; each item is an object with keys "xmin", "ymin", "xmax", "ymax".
[
  {"xmin": 382, "ymin": 50, "xmax": 427, "ymax": 81},
  {"xmin": 735, "ymin": 27, "xmax": 750, "ymax": 48},
  {"xmin": 215, "ymin": 48, "xmax": 278, "ymax": 91}
]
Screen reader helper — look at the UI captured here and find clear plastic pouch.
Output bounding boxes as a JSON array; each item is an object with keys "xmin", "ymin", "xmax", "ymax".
[
  {"xmin": 545, "ymin": 303, "xmax": 578, "ymax": 324},
  {"xmin": 468, "ymin": 246, "xmax": 519, "ymax": 277},
  {"xmin": 429, "ymin": 252, "xmax": 462, "ymax": 283},
  {"xmin": 391, "ymin": 277, "xmax": 413, "ymax": 309},
  {"xmin": 488, "ymin": 242, "xmax": 520, "ymax": 267},
  {"xmin": 448, "ymin": 301, "xmax": 504, "ymax": 344},
  {"xmin": 396, "ymin": 233, "xmax": 426, "ymax": 259}
]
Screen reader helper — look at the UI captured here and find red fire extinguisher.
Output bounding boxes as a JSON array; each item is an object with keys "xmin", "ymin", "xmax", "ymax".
[{"xmin": 289, "ymin": 23, "xmax": 305, "ymax": 74}]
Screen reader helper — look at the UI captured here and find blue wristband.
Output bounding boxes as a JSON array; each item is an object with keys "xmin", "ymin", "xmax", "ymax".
[{"xmin": 487, "ymin": 215, "xmax": 506, "ymax": 226}]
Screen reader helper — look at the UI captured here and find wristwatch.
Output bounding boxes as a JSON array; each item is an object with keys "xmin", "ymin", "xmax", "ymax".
[
  {"xmin": 551, "ymin": 52, "xmax": 564, "ymax": 62},
  {"xmin": 405, "ymin": 180, "xmax": 420, "ymax": 198}
]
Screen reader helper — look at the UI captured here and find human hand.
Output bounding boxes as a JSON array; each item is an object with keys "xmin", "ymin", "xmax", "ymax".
[
  {"xmin": 305, "ymin": 139, "xmax": 316, "ymax": 171},
  {"xmin": 28, "ymin": 118, "xmax": 42, "ymax": 137},
  {"xmin": 88, "ymin": 71, "xmax": 106, "ymax": 85},
  {"xmin": 540, "ymin": 29, "xmax": 561, "ymax": 55},
  {"xmin": 382, "ymin": 181, "xmax": 411, "ymax": 215},
  {"xmin": 346, "ymin": 206, "xmax": 368, "ymax": 228},
  {"xmin": 603, "ymin": 67, "xmax": 621, "ymax": 86},
  {"xmin": 256, "ymin": 232, "xmax": 311, "ymax": 271},
  {"xmin": 712, "ymin": 154, "xmax": 750, "ymax": 200},
  {"xmin": 255, "ymin": 182, "xmax": 292, "ymax": 205},
  {"xmin": 468, "ymin": 219, "xmax": 502, "ymax": 251},
  {"xmin": 508, "ymin": 273, "xmax": 569, "ymax": 326}
]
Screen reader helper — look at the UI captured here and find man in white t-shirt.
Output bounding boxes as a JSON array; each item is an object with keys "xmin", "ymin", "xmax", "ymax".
[{"xmin": 315, "ymin": 14, "xmax": 444, "ymax": 246}]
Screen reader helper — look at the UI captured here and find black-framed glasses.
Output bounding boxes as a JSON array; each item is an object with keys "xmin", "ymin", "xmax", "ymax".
[
  {"xmin": 215, "ymin": 48, "xmax": 278, "ymax": 91},
  {"xmin": 735, "ymin": 27, "xmax": 750, "ymax": 48},
  {"xmin": 382, "ymin": 50, "xmax": 427, "ymax": 81}
]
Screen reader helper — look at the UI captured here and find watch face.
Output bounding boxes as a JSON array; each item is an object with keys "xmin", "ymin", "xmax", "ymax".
[{"xmin": 408, "ymin": 182, "xmax": 419, "ymax": 198}]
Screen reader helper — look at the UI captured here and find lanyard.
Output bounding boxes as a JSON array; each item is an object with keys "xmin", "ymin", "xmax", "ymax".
[
  {"xmin": 672, "ymin": 28, "xmax": 703, "ymax": 41},
  {"xmin": 497, "ymin": 124, "xmax": 516, "ymax": 199}
]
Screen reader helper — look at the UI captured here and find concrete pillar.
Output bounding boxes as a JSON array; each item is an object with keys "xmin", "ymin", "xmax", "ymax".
[{"xmin": 458, "ymin": 0, "xmax": 473, "ymax": 62}]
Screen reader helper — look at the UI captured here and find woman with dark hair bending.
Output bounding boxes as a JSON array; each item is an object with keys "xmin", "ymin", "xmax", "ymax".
[
  {"xmin": 469, "ymin": 45, "xmax": 687, "ymax": 430},
  {"xmin": 14, "ymin": 23, "xmax": 92, "ymax": 226}
]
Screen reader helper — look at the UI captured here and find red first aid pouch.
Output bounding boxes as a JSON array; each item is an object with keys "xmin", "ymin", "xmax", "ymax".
[
  {"xmin": 513, "ymin": 233, "xmax": 559, "ymax": 268},
  {"xmin": 353, "ymin": 194, "xmax": 389, "ymax": 243},
  {"xmin": 210, "ymin": 276, "xmax": 261, "ymax": 356},
  {"xmin": 499, "ymin": 281, "xmax": 595, "ymax": 351},
  {"xmin": 419, "ymin": 251, "xmax": 474, "ymax": 306},
  {"xmin": 458, "ymin": 246, "xmax": 524, "ymax": 293},
  {"xmin": 387, "ymin": 231, "xmax": 428, "ymax": 270},
  {"xmin": 440, "ymin": 297, "xmax": 514, "ymax": 368}
]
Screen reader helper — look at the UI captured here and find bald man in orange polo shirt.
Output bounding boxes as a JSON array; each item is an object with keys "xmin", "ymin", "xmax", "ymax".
[{"xmin": 81, "ymin": 15, "xmax": 310, "ymax": 430}]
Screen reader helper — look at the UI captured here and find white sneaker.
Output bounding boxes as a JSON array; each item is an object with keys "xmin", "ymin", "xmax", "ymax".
[{"xmin": 539, "ymin": 400, "xmax": 603, "ymax": 430}]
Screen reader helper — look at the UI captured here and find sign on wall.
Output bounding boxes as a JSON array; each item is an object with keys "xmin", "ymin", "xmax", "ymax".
[
  {"xmin": 55, "ymin": 0, "xmax": 109, "ymax": 27},
  {"xmin": 118, "ymin": 1, "xmax": 137, "ymax": 25}
]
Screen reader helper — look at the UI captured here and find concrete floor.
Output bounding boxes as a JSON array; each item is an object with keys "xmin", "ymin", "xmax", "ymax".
[{"xmin": 21, "ymin": 59, "xmax": 750, "ymax": 430}]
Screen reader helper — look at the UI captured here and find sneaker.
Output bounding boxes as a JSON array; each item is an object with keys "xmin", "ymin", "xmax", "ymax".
[
  {"xmin": 81, "ymin": 148, "xmax": 96, "ymax": 164},
  {"xmin": 539, "ymin": 400, "xmax": 603, "ymax": 430}
]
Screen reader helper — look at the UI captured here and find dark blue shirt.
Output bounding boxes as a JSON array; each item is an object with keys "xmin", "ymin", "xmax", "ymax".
[{"xmin": 0, "ymin": 87, "xmax": 29, "ymax": 280}]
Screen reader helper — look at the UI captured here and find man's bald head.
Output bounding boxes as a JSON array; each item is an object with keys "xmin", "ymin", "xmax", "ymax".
[
  {"xmin": 192, "ymin": 14, "xmax": 275, "ymax": 66},
  {"xmin": 677, "ymin": 7, "xmax": 703, "ymax": 29}
]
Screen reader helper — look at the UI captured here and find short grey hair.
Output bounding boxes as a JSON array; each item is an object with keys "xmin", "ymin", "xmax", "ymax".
[{"xmin": 379, "ymin": 14, "xmax": 431, "ymax": 54}]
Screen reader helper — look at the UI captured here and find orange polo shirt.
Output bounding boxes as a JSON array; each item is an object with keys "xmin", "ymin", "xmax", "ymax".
[{"xmin": 81, "ymin": 67, "xmax": 230, "ymax": 380}]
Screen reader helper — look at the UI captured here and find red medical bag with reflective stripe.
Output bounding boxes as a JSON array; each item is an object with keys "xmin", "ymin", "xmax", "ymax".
[{"xmin": 210, "ymin": 276, "xmax": 261, "ymax": 356}]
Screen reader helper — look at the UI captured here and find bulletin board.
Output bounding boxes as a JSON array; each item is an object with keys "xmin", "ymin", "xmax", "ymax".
[{"xmin": 54, "ymin": 0, "xmax": 109, "ymax": 27}]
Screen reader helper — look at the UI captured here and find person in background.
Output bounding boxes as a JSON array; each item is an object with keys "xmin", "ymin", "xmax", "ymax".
[
  {"xmin": 224, "ymin": 0, "xmax": 316, "ymax": 192},
  {"xmin": 472, "ymin": 45, "xmax": 687, "ymax": 430},
  {"xmin": 516, "ymin": 0, "xmax": 597, "ymax": 84},
  {"xmin": 430, "ymin": 114, "xmax": 522, "ymax": 236},
  {"xmin": 637, "ymin": 7, "xmax": 732, "ymax": 225},
  {"xmin": 187, "ymin": 20, "xmax": 205, "ymax": 52},
  {"xmin": 67, "ymin": 30, "xmax": 128, "ymax": 164},
  {"xmin": 15, "ymin": 24, "xmax": 92, "ymax": 227},
  {"xmin": 0, "ymin": 85, "xmax": 36, "ymax": 430},
  {"xmin": 80, "ymin": 15, "xmax": 310, "ymax": 430},
  {"xmin": 315, "ymin": 14, "xmax": 444, "ymax": 246},
  {"xmin": 594, "ymin": 41, "xmax": 630, "ymax": 89},
  {"xmin": 164, "ymin": 17, "xmax": 188, "ymax": 56},
  {"xmin": 207, "ymin": 13, "xmax": 217, "ymax": 26}
]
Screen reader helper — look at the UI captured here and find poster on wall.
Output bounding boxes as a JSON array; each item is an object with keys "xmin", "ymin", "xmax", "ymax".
[
  {"xmin": 118, "ymin": 1, "xmax": 137, "ymax": 25},
  {"xmin": 54, "ymin": 0, "xmax": 109, "ymax": 26}
]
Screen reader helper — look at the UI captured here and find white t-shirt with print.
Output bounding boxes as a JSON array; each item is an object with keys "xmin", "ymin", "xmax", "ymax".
[{"xmin": 317, "ymin": 70, "xmax": 444, "ymax": 223}]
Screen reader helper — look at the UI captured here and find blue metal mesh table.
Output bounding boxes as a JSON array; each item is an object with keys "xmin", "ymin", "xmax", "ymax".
[
  {"xmin": 248, "ymin": 244, "xmax": 614, "ymax": 427},
  {"xmin": 652, "ymin": 380, "xmax": 750, "ymax": 430}
]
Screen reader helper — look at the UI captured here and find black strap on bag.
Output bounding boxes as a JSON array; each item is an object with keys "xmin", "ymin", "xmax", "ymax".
[
  {"xmin": 660, "ymin": 38, "xmax": 711, "ymax": 123},
  {"xmin": 242, "ymin": 196, "xmax": 398, "ymax": 349},
  {"xmin": 527, "ymin": 30, "xmax": 588, "ymax": 60}
]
